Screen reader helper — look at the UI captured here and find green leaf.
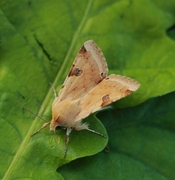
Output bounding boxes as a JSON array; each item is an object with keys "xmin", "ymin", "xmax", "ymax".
[{"xmin": 1, "ymin": 0, "xmax": 175, "ymax": 179}]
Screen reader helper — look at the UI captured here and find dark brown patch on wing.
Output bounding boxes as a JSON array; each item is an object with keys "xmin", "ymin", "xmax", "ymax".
[
  {"xmin": 79, "ymin": 45, "xmax": 87, "ymax": 54},
  {"xmin": 68, "ymin": 66, "xmax": 83, "ymax": 77},
  {"xmin": 125, "ymin": 89, "xmax": 133, "ymax": 96},
  {"xmin": 101, "ymin": 94, "xmax": 111, "ymax": 107},
  {"xmin": 74, "ymin": 68, "xmax": 83, "ymax": 76},
  {"xmin": 101, "ymin": 72, "xmax": 106, "ymax": 78},
  {"xmin": 68, "ymin": 64, "xmax": 75, "ymax": 77}
]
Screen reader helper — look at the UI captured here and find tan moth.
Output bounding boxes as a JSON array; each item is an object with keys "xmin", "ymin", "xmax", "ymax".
[{"xmin": 33, "ymin": 40, "xmax": 140, "ymax": 157}]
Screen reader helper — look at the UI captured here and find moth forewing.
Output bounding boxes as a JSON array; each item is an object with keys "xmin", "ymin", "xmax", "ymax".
[
  {"xmin": 56, "ymin": 40, "xmax": 108, "ymax": 102},
  {"xmin": 74, "ymin": 74, "xmax": 140, "ymax": 122}
]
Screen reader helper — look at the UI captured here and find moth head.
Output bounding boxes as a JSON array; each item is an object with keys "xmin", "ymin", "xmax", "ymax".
[{"xmin": 50, "ymin": 117, "xmax": 61, "ymax": 131}]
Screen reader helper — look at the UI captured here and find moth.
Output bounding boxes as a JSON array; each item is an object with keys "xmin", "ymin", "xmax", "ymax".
[{"xmin": 33, "ymin": 40, "xmax": 140, "ymax": 157}]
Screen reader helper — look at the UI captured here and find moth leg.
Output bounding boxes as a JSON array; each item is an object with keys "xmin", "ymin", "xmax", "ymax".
[
  {"xmin": 64, "ymin": 127, "xmax": 72, "ymax": 158},
  {"xmin": 74, "ymin": 123, "xmax": 106, "ymax": 138},
  {"xmin": 64, "ymin": 135, "xmax": 69, "ymax": 158},
  {"xmin": 86, "ymin": 128, "xmax": 106, "ymax": 138},
  {"xmin": 49, "ymin": 82, "xmax": 58, "ymax": 98},
  {"xmin": 31, "ymin": 122, "xmax": 50, "ymax": 136}
]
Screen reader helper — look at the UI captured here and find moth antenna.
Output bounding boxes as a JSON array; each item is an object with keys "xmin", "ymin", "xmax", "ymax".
[
  {"xmin": 49, "ymin": 82, "xmax": 58, "ymax": 98},
  {"xmin": 15, "ymin": 101, "xmax": 47, "ymax": 122},
  {"xmin": 31, "ymin": 122, "xmax": 50, "ymax": 136},
  {"xmin": 86, "ymin": 128, "xmax": 106, "ymax": 138}
]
